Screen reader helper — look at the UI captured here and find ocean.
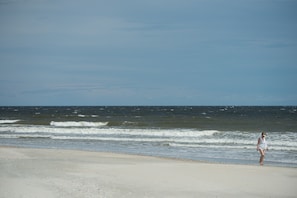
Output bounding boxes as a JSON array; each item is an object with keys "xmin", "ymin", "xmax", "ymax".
[{"xmin": 0, "ymin": 106, "xmax": 296, "ymax": 167}]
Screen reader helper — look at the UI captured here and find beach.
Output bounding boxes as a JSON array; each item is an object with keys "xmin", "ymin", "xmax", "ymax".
[{"xmin": 0, "ymin": 147, "xmax": 296, "ymax": 198}]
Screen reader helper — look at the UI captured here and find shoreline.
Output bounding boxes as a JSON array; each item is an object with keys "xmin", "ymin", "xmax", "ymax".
[
  {"xmin": 1, "ymin": 146, "xmax": 297, "ymax": 197},
  {"xmin": 1, "ymin": 144, "xmax": 296, "ymax": 168}
]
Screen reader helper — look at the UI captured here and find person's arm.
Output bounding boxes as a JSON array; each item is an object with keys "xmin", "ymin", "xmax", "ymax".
[{"xmin": 257, "ymin": 138, "xmax": 260, "ymax": 151}]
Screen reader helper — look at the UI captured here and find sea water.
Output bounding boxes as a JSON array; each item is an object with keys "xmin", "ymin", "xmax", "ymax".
[{"xmin": 0, "ymin": 106, "xmax": 296, "ymax": 167}]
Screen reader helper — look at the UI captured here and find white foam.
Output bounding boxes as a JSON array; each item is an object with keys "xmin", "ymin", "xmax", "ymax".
[
  {"xmin": 77, "ymin": 114, "xmax": 98, "ymax": 118},
  {"xmin": 0, "ymin": 120, "xmax": 20, "ymax": 124},
  {"xmin": 1, "ymin": 124, "xmax": 296, "ymax": 152},
  {"xmin": 0, "ymin": 125, "xmax": 219, "ymax": 137},
  {"xmin": 0, "ymin": 134, "xmax": 51, "ymax": 139},
  {"xmin": 50, "ymin": 121, "xmax": 108, "ymax": 127},
  {"xmin": 168, "ymin": 142, "xmax": 257, "ymax": 150}
]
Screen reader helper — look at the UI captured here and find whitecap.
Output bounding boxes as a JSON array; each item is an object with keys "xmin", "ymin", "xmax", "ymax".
[
  {"xmin": 0, "ymin": 120, "xmax": 20, "ymax": 124},
  {"xmin": 50, "ymin": 121, "xmax": 108, "ymax": 127}
]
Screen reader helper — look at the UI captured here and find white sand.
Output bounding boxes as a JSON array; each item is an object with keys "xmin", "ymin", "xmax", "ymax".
[{"xmin": 0, "ymin": 147, "xmax": 296, "ymax": 198}]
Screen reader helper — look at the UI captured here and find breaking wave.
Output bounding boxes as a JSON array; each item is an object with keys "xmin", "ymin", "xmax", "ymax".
[
  {"xmin": 0, "ymin": 120, "xmax": 20, "ymax": 124},
  {"xmin": 50, "ymin": 121, "xmax": 108, "ymax": 127},
  {"xmin": 0, "ymin": 123, "xmax": 296, "ymax": 152}
]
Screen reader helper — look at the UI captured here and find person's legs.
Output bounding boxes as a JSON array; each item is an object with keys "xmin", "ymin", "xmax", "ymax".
[{"xmin": 259, "ymin": 149, "xmax": 265, "ymax": 165}]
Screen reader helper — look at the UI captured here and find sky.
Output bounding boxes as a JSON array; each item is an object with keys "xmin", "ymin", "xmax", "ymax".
[{"xmin": 0, "ymin": 0, "xmax": 296, "ymax": 106}]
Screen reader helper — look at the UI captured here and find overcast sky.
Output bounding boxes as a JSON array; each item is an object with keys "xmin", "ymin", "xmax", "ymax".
[{"xmin": 0, "ymin": 0, "xmax": 296, "ymax": 106}]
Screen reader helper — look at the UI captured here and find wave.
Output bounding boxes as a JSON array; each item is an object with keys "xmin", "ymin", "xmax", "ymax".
[
  {"xmin": 0, "ymin": 120, "xmax": 20, "ymax": 124},
  {"xmin": 77, "ymin": 114, "xmax": 98, "ymax": 118},
  {"xmin": 50, "ymin": 121, "xmax": 108, "ymax": 127},
  {"xmin": 167, "ymin": 143, "xmax": 297, "ymax": 151},
  {"xmin": 0, "ymin": 125, "xmax": 219, "ymax": 137},
  {"xmin": 168, "ymin": 142, "xmax": 257, "ymax": 150},
  {"xmin": 0, "ymin": 134, "xmax": 51, "ymax": 139},
  {"xmin": 1, "ymin": 124, "xmax": 296, "ymax": 152},
  {"xmin": 1, "ymin": 133, "xmax": 296, "ymax": 152}
]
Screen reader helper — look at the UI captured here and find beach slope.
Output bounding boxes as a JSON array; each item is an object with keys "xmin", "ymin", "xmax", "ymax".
[{"xmin": 0, "ymin": 147, "xmax": 296, "ymax": 198}]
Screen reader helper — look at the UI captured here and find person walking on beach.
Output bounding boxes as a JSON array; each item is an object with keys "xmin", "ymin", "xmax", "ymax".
[{"xmin": 257, "ymin": 132, "xmax": 268, "ymax": 165}]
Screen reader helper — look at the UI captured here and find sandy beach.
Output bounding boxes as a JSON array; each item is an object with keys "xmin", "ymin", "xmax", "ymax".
[{"xmin": 0, "ymin": 147, "xmax": 296, "ymax": 198}]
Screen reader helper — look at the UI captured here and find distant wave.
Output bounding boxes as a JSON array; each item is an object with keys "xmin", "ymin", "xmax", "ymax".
[
  {"xmin": 0, "ymin": 120, "xmax": 20, "ymax": 124},
  {"xmin": 50, "ymin": 121, "xmax": 108, "ymax": 127},
  {"xmin": 77, "ymin": 114, "xmax": 99, "ymax": 118}
]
